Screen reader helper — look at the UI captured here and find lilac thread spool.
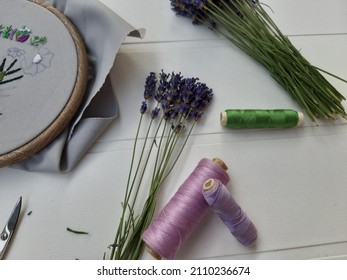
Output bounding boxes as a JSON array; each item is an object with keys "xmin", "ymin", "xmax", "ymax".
[
  {"xmin": 142, "ymin": 158, "xmax": 230, "ymax": 259},
  {"xmin": 202, "ymin": 178, "xmax": 257, "ymax": 246}
]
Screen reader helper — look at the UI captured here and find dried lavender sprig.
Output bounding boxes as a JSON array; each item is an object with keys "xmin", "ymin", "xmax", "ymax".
[
  {"xmin": 170, "ymin": 0, "xmax": 347, "ymax": 122},
  {"xmin": 111, "ymin": 70, "xmax": 213, "ymax": 259},
  {"xmin": 121, "ymin": 72, "xmax": 212, "ymax": 259}
]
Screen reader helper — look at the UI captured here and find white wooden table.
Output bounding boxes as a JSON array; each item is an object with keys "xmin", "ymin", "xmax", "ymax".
[{"xmin": 1, "ymin": 0, "xmax": 347, "ymax": 260}]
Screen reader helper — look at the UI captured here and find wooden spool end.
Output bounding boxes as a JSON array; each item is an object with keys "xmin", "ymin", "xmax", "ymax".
[
  {"xmin": 212, "ymin": 157, "xmax": 228, "ymax": 171},
  {"xmin": 203, "ymin": 178, "xmax": 216, "ymax": 192},
  {"xmin": 145, "ymin": 245, "xmax": 162, "ymax": 260},
  {"xmin": 220, "ymin": 111, "xmax": 227, "ymax": 127}
]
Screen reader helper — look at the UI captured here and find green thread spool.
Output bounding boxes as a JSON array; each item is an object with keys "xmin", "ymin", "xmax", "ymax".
[{"xmin": 220, "ymin": 109, "xmax": 304, "ymax": 129}]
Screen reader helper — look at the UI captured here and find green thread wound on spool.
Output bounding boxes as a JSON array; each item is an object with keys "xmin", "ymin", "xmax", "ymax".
[{"xmin": 221, "ymin": 109, "xmax": 303, "ymax": 129}]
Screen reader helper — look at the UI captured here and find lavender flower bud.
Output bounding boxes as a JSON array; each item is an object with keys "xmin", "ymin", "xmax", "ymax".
[
  {"xmin": 140, "ymin": 101, "xmax": 147, "ymax": 114},
  {"xmin": 182, "ymin": 90, "xmax": 193, "ymax": 104},
  {"xmin": 165, "ymin": 73, "xmax": 182, "ymax": 104},
  {"xmin": 166, "ymin": 91, "xmax": 178, "ymax": 104},
  {"xmin": 171, "ymin": 107, "xmax": 180, "ymax": 119},
  {"xmin": 158, "ymin": 70, "xmax": 170, "ymax": 94},
  {"xmin": 190, "ymin": 99, "xmax": 200, "ymax": 108},
  {"xmin": 164, "ymin": 73, "xmax": 181, "ymax": 101},
  {"xmin": 170, "ymin": 0, "xmax": 208, "ymax": 24},
  {"xmin": 161, "ymin": 100, "xmax": 170, "ymax": 113},
  {"xmin": 141, "ymin": 70, "xmax": 212, "ymax": 122},
  {"xmin": 193, "ymin": 110, "xmax": 204, "ymax": 121},
  {"xmin": 170, "ymin": 0, "xmax": 242, "ymax": 25},
  {"xmin": 154, "ymin": 70, "xmax": 171, "ymax": 102},
  {"xmin": 191, "ymin": 82, "xmax": 213, "ymax": 111},
  {"xmin": 154, "ymin": 92, "xmax": 164, "ymax": 103},
  {"xmin": 197, "ymin": 99, "xmax": 209, "ymax": 111},
  {"xmin": 178, "ymin": 103, "xmax": 189, "ymax": 116},
  {"xmin": 151, "ymin": 107, "xmax": 160, "ymax": 119},
  {"xmin": 144, "ymin": 72, "xmax": 157, "ymax": 100},
  {"xmin": 163, "ymin": 111, "xmax": 171, "ymax": 120}
]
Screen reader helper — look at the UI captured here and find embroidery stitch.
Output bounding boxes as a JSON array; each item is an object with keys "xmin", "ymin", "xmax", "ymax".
[
  {"xmin": 0, "ymin": 58, "xmax": 23, "ymax": 85},
  {"xmin": 7, "ymin": 48, "xmax": 25, "ymax": 59},
  {"xmin": 30, "ymin": 35, "xmax": 48, "ymax": 47},
  {"xmin": 32, "ymin": 54, "xmax": 42, "ymax": 64},
  {"xmin": 0, "ymin": 24, "xmax": 47, "ymax": 46},
  {"xmin": 15, "ymin": 26, "xmax": 32, "ymax": 43},
  {"xmin": 21, "ymin": 48, "xmax": 54, "ymax": 76}
]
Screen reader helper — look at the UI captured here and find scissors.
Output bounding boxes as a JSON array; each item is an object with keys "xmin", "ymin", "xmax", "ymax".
[{"xmin": 0, "ymin": 197, "xmax": 22, "ymax": 260}]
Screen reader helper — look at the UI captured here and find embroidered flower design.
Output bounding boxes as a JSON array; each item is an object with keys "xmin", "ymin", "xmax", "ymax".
[
  {"xmin": 0, "ymin": 24, "xmax": 47, "ymax": 46},
  {"xmin": 20, "ymin": 48, "xmax": 54, "ymax": 76},
  {"xmin": 7, "ymin": 48, "xmax": 25, "ymax": 59},
  {"xmin": 15, "ymin": 26, "xmax": 32, "ymax": 43}
]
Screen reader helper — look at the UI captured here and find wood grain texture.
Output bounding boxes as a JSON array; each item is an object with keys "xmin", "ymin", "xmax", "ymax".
[{"xmin": 0, "ymin": 0, "xmax": 346, "ymax": 260}]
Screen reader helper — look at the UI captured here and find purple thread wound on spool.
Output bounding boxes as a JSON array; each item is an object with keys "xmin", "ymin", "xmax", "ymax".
[
  {"xmin": 203, "ymin": 179, "xmax": 257, "ymax": 246},
  {"xmin": 142, "ymin": 158, "xmax": 230, "ymax": 259}
]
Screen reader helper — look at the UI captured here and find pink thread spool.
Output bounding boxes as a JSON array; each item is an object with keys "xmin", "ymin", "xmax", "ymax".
[
  {"xmin": 202, "ymin": 179, "xmax": 257, "ymax": 246},
  {"xmin": 142, "ymin": 158, "xmax": 230, "ymax": 259}
]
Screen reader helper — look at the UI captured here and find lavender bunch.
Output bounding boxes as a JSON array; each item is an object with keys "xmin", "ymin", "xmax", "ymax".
[
  {"xmin": 170, "ymin": 0, "xmax": 347, "ymax": 122},
  {"xmin": 110, "ymin": 70, "xmax": 213, "ymax": 260}
]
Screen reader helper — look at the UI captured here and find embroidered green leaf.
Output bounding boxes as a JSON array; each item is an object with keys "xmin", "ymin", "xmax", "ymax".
[
  {"xmin": 2, "ymin": 25, "xmax": 12, "ymax": 39},
  {"xmin": 30, "ymin": 35, "xmax": 48, "ymax": 47}
]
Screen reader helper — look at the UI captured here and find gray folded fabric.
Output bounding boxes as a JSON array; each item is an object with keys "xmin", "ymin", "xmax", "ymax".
[{"xmin": 12, "ymin": 0, "xmax": 143, "ymax": 172}]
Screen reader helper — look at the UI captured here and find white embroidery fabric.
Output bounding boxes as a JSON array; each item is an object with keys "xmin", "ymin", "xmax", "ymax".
[{"xmin": 12, "ymin": 0, "xmax": 143, "ymax": 172}]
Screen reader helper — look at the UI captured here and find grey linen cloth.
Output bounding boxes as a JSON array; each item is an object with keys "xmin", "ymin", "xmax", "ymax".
[{"xmin": 13, "ymin": 0, "xmax": 143, "ymax": 172}]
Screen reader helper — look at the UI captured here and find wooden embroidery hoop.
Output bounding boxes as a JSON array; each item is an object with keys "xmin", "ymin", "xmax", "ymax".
[{"xmin": 0, "ymin": 0, "xmax": 88, "ymax": 167}]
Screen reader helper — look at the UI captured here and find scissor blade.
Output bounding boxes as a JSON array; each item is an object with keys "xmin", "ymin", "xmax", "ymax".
[
  {"xmin": 6, "ymin": 197, "xmax": 22, "ymax": 232},
  {"xmin": 0, "ymin": 196, "xmax": 22, "ymax": 259}
]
